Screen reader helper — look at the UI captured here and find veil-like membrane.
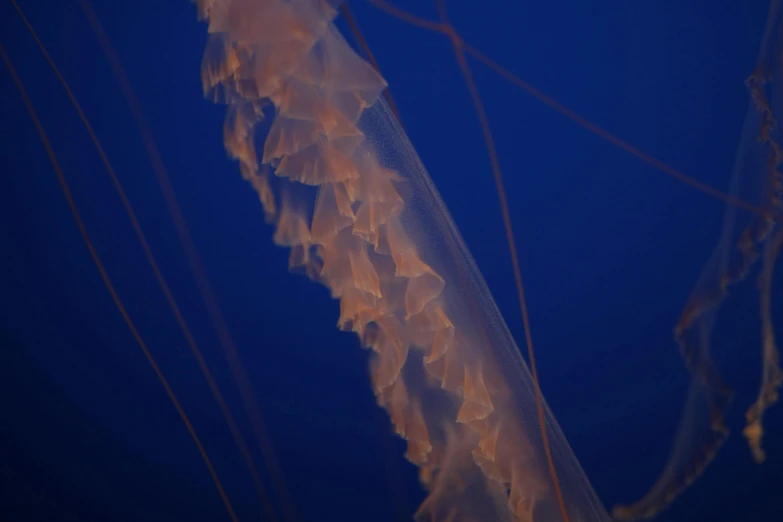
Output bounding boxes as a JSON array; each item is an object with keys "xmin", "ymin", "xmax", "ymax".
[
  {"xmin": 193, "ymin": 1, "xmax": 610, "ymax": 521},
  {"xmin": 612, "ymin": 2, "xmax": 783, "ymax": 520}
]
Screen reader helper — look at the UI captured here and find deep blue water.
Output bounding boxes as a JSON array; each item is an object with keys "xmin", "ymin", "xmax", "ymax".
[{"xmin": 0, "ymin": 1, "xmax": 780, "ymax": 521}]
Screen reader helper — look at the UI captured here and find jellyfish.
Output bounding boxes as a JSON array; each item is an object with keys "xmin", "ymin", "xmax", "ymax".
[
  {"xmin": 194, "ymin": 0, "xmax": 612, "ymax": 520},
  {"xmin": 611, "ymin": 2, "xmax": 783, "ymax": 519}
]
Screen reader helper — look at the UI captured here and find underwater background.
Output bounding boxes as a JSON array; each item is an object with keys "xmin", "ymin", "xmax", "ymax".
[{"xmin": 0, "ymin": 1, "xmax": 781, "ymax": 521}]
